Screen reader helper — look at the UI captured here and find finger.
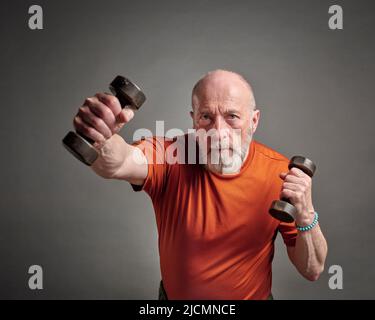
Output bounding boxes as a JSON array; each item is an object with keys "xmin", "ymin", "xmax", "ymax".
[
  {"xmin": 279, "ymin": 172, "xmax": 288, "ymax": 179},
  {"xmin": 95, "ymin": 93, "xmax": 122, "ymax": 117},
  {"xmin": 289, "ymin": 167, "xmax": 307, "ymax": 178},
  {"xmin": 73, "ymin": 115, "xmax": 106, "ymax": 144},
  {"xmin": 280, "ymin": 188, "xmax": 304, "ymax": 203},
  {"xmin": 84, "ymin": 97, "xmax": 117, "ymax": 131},
  {"xmin": 282, "ymin": 182, "xmax": 301, "ymax": 192},
  {"xmin": 280, "ymin": 188, "xmax": 302, "ymax": 203},
  {"xmin": 77, "ymin": 106, "xmax": 113, "ymax": 139},
  {"xmin": 284, "ymin": 174, "xmax": 305, "ymax": 184}
]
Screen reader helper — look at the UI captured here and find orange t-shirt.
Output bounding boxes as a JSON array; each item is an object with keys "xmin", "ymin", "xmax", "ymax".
[{"xmin": 131, "ymin": 134, "xmax": 297, "ymax": 300}]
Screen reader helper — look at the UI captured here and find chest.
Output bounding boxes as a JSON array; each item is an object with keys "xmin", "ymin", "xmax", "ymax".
[{"xmin": 162, "ymin": 165, "xmax": 279, "ymax": 247}]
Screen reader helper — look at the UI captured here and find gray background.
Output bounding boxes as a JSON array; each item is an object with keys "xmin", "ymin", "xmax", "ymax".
[{"xmin": 1, "ymin": 0, "xmax": 374, "ymax": 299}]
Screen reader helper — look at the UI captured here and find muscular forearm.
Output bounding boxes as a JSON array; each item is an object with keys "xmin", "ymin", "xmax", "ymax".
[
  {"xmin": 292, "ymin": 222, "xmax": 328, "ymax": 281},
  {"xmin": 91, "ymin": 134, "xmax": 147, "ymax": 184}
]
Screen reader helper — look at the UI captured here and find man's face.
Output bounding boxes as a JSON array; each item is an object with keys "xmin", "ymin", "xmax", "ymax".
[{"xmin": 190, "ymin": 73, "xmax": 260, "ymax": 174}]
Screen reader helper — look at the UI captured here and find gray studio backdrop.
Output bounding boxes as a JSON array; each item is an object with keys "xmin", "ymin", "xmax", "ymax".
[{"xmin": 1, "ymin": 0, "xmax": 374, "ymax": 299}]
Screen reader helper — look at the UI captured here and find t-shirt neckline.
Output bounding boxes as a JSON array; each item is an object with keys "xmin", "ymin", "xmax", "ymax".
[{"xmin": 204, "ymin": 139, "xmax": 256, "ymax": 179}]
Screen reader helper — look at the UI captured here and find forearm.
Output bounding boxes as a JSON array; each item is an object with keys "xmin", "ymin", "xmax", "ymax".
[
  {"xmin": 292, "ymin": 222, "xmax": 328, "ymax": 281},
  {"xmin": 91, "ymin": 134, "xmax": 147, "ymax": 183}
]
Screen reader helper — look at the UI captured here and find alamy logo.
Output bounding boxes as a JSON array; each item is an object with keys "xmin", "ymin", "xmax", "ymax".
[
  {"xmin": 28, "ymin": 5, "xmax": 43, "ymax": 30},
  {"xmin": 328, "ymin": 5, "xmax": 343, "ymax": 30},
  {"xmin": 28, "ymin": 265, "xmax": 43, "ymax": 290},
  {"xmin": 328, "ymin": 265, "xmax": 343, "ymax": 290}
]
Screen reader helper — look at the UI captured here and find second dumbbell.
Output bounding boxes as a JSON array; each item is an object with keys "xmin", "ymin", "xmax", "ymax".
[{"xmin": 269, "ymin": 155, "xmax": 316, "ymax": 223}]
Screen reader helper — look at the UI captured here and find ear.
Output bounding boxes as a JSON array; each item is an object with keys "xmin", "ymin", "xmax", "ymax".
[
  {"xmin": 251, "ymin": 109, "xmax": 261, "ymax": 134},
  {"xmin": 190, "ymin": 110, "xmax": 194, "ymax": 120}
]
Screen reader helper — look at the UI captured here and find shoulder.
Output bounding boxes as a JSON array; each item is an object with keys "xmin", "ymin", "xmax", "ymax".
[{"xmin": 253, "ymin": 139, "xmax": 289, "ymax": 169}]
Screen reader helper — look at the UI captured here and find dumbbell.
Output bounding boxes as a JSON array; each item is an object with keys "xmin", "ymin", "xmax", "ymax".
[
  {"xmin": 62, "ymin": 75, "xmax": 146, "ymax": 166},
  {"xmin": 269, "ymin": 156, "xmax": 316, "ymax": 223}
]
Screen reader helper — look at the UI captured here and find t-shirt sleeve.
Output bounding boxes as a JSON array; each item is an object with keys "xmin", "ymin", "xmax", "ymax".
[
  {"xmin": 278, "ymin": 220, "xmax": 298, "ymax": 247},
  {"xmin": 129, "ymin": 136, "xmax": 168, "ymax": 200}
]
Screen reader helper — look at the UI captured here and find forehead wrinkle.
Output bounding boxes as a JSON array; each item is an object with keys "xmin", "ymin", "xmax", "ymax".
[
  {"xmin": 191, "ymin": 69, "xmax": 256, "ymax": 110},
  {"xmin": 195, "ymin": 96, "xmax": 245, "ymax": 116}
]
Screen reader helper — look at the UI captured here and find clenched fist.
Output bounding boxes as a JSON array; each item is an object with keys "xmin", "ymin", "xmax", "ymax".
[
  {"xmin": 73, "ymin": 93, "xmax": 135, "ymax": 148},
  {"xmin": 279, "ymin": 167, "xmax": 315, "ymax": 226}
]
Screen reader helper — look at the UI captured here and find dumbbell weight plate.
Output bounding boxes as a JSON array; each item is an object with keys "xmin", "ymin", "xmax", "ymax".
[
  {"xmin": 289, "ymin": 156, "xmax": 316, "ymax": 177},
  {"xmin": 269, "ymin": 199, "xmax": 297, "ymax": 223},
  {"xmin": 62, "ymin": 131, "xmax": 98, "ymax": 166}
]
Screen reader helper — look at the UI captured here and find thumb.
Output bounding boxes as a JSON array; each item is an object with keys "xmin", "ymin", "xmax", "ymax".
[
  {"xmin": 113, "ymin": 108, "xmax": 135, "ymax": 133},
  {"xmin": 279, "ymin": 172, "xmax": 288, "ymax": 179},
  {"xmin": 117, "ymin": 107, "xmax": 135, "ymax": 124}
]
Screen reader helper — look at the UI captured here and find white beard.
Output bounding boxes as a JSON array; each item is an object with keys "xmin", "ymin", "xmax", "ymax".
[{"xmin": 204, "ymin": 128, "xmax": 253, "ymax": 175}]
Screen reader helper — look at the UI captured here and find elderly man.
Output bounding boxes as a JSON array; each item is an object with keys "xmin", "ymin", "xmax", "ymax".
[{"xmin": 73, "ymin": 69, "xmax": 328, "ymax": 300}]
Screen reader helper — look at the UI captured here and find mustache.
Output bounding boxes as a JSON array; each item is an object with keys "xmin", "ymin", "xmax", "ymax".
[{"xmin": 208, "ymin": 140, "xmax": 242, "ymax": 151}]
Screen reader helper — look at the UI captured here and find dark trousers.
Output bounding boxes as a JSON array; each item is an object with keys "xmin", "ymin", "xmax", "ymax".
[
  {"xmin": 158, "ymin": 280, "xmax": 169, "ymax": 300},
  {"xmin": 158, "ymin": 280, "xmax": 274, "ymax": 300}
]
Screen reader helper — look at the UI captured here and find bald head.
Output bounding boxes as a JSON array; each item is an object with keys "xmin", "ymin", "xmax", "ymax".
[{"xmin": 191, "ymin": 69, "xmax": 256, "ymax": 111}]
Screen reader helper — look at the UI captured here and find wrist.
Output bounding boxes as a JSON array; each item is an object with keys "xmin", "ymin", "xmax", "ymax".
[
  {"xmin": 295, "ymin": 211, "xmax": 319, "ymax": 232},
  {"xmin": 295, "ymin": 210, "xmax": 315, "ymax": 227}
]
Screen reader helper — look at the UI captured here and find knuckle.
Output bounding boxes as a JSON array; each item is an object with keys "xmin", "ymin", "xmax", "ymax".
[
  {"xmin": 84, "ymin": 97, "xmax": 92, "ymax": 105},
  {"xmin": 96, "ymin": 93, "xmax": 118, "ymax": 107},
  {"xmin": 86, "ymin": 126, "xmax": 96, "ymax": 136},
  {"xmin": 107, "ymin": 94, "xmax": 118, "ymax": 106},
  {"xmin": 104, "ymin": 131, "xmax": 112, "ymax": 139},
  {"xmin": 90, "ymin": 103, "xmax": 104, "ymax": 118},
  {"xmin": 100, "ymin": 124, "xmax": 111, "ymax": 137},
  {"xmin": 91, "ymin": 116, "xmax": 101, "ymax": 127},
  {"xmin": 73, "ymin": 116, "xmax": 80, "ymax": 128},
  {"xmin": 80, "ymin": 124, "xmax": 89, "ymax": 134},
  {"xmin": 306, "ymin": 177, "xmax": 312, "ymax": 186},
  {"xmin": 78, "ymin": 106, "xmax": 88, "ymax": 115},
  {"xmin": 103, "ymin": 107, "xmax": 114, "ymax": 120}
]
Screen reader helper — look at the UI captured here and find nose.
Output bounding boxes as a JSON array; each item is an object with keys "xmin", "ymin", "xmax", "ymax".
[
  {"xmin": 212, "ymin": 116, "xmax": 230, "ymax": 147},
  {"xmin": 214, "ymin": 116, "xmax": 228, "ymax": 135}
]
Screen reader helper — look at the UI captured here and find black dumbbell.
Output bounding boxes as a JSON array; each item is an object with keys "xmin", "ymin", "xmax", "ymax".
[
  {"xmin": 269, "ymin": 156, "xmax": 316, "ymax": 223},
  {"xmin": 62, "ymin": 76, "xmax": 146, "ymax": 166}
]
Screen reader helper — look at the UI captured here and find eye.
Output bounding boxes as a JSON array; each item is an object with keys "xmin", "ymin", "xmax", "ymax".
[
  {"xmin": 200, "ymin": 113, "xmax": 211, "ymax": 121},
  {"xmin": 227, "ymin": 113, "xmax": 239, "ymax": 120}
]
